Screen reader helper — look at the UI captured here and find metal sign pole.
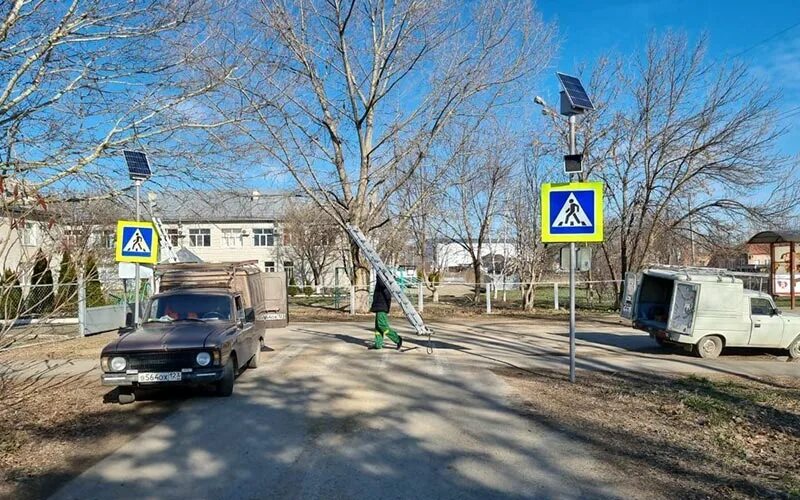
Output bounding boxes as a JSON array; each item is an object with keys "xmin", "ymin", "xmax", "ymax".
[
  {"xmin": 568, "ymin": 114, "xmax": 577, "ymax": 383},
  {"xmin": 134, "ymin": 179, "xmax": 142, "ymax": 325}
]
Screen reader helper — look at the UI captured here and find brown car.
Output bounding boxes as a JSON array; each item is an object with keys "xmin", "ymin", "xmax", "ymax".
[{"xmin": 100, "ymin": 288, "xmax": 263, "ymax": 403}]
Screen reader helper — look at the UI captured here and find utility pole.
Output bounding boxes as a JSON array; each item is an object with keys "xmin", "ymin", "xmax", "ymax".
[
  {"xmin": 567, "ymin": 113, "xmax": 577, "ymax": 383},
  {"xmin": 134, "ymin": 179, "xmax": 141, "ymax": 324}
]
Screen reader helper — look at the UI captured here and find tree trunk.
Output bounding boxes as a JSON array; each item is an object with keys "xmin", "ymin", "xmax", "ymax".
[
  {"xmin": 472, "ymin": 260, "xmax": 482, "ymax": 301},
  {"xmin": 350, "ymin": 242, "xmax": 371, "ymax": 313},
  {"xmin": 432, "ymin": 287, "xmax": 439, "ymax": 303},
  {"xmin": 522, "ymin": 283, "xmax": 535, "ymax": 311}
]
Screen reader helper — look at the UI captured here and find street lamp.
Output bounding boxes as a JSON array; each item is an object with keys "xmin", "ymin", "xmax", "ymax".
[{"xmin": 123, "ymin": 150, "xmax": 152, "ymax": 325}]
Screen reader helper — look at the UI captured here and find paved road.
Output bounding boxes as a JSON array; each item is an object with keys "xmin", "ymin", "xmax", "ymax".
[{"xmin": 48, "ymin": 319, "xmax": 799, "ymax": 499}]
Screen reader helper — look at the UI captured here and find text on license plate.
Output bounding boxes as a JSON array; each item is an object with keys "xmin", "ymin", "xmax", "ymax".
[{"xmin": 137, "ymin": 372, "xmax": 182, "ymax": 383}]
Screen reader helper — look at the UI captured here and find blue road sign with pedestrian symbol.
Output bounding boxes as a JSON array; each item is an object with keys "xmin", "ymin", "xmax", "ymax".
[
  {"xmin": 115, "ymin": 220, "xmax": 159, "ymax": 264},
  {"xmin": 541, "ymin": 181, "xmax": 604, "ymax": 243}
]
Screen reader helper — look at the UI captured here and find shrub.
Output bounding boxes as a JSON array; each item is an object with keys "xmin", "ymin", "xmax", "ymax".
[
  {"xmin": 303, "ymin": 285, "xmax": 314, "ymax": 296},
  {"xmin": 85, "ymin": 255, "xmax": 105, "ymax": 307},
  {"xmin": 27, "ymin": 252, "xmax": 54, "ymax": 315},
  {"xmin": 0, "ymin": 270, "xmax": 22, "ymax": 320},
  {"xmin": 288, "ymin": 277, "xmax": 299, "ymax": 297},
  {"xmin": 56, "ymin": 250, "xmax": 78, "ymax": 313}
]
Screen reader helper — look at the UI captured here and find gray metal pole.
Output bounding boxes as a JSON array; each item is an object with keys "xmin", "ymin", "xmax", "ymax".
[
  {"xmin": 568, "ymin": 114, "xmax": 577, "ymax": 383},
  {"xmin": 134, "ymin": 180, "xmax": 141, "ymax": 326}
]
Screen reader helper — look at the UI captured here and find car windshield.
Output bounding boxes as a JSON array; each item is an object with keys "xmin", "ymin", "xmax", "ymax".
[{"xmin": 146, "ymin": 294, "xmax": 232, "ymax": 322}]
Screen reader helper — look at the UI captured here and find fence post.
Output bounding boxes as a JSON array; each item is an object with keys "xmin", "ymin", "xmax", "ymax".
[
  {"xmin": 349, "ymin": 285, "xmax": 355, "ymax": 315},
  {"xmin": 418, "ymin": 279, "xmax": 423, "ymax": 313},
  {"xmin": 554, "ymin": 282, "xmax": 559, "ymax": 310},
  {"xmin": 486, "ymin": 282, "xmax": 492, "ymax": 314},
  {"xmin": 77, "ymin": 269, "xmax": 86, "ymax": 337}
]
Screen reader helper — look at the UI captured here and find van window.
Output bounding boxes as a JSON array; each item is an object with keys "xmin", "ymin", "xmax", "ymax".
[{"xmin": 750, "ymin": 298, "xmax": 774, "ymax": 316}]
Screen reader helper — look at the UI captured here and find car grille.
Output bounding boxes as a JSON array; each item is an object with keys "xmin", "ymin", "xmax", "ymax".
[{"xmin": 127, "ymin": 351, "xmax": 196, "ymax": 372}]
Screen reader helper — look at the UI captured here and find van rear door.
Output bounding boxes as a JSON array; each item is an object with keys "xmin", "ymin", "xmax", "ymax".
[
  {"xmin": 620, "ymin": 272, "xmax": 639, "ymax": 320},
  {"xmin": 667, "ymin": 282, "xmax": 699, "ymax": 335}
]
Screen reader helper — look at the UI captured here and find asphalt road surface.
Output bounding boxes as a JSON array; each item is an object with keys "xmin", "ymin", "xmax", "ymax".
[{"xmin": 49, "ymin": 318, "xmax": 799, "ymax": 499}]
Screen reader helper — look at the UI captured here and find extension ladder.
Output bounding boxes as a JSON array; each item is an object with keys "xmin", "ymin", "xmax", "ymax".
[
  {"xmin": 345, "ymin": 223, "xmax": 433, "ymax": 337},
  {"xmin": 152, "ymin": 217, "xmax": 179, "ymax": 263}
]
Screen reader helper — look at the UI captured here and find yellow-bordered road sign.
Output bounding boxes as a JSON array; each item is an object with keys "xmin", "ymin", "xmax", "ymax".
[
  {"xmin": 541, "ymin": 181, "xmax": 604, "ymax": 243},
  {"xmin": 115, "ymin": 220, "xmax": 159, "ymax": 264}
]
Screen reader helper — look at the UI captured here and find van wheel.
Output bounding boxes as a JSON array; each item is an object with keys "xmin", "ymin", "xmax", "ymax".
[
  {"xmin": 247, "ymin": 338, "xmax": 262, "ymax": 369},
  {"xmin": 788, "ymin": 336, "xmax": 800, "ymax": 360},
  {"xmin": 216, "ymin": 358, "xmax": 235, "ymax": 397},
  {"xmin": 696, "ymin": 335, "xmax": 723, "ymax": 359}
]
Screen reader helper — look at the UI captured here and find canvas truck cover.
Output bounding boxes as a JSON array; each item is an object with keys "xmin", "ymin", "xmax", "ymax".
[{"xmin": 156, "ymin": 261, "xmax": 288, "ymax": 327}]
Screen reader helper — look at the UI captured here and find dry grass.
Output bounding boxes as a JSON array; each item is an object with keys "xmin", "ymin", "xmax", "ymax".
[
  {"xmin": 0, "ymin": 376, "xmax": 179, "ymax": 500},
  {"xmin": 0, "ymin": 331, "xmax": 117, "ymax": 363},
  {"xmin": 497, "ymin": 369, "xmax": 800, "ymax": 499}
]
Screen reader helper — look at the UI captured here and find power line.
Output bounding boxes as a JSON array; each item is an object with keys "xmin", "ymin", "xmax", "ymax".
[{"xmin": 729, "ymin": 20, "xmax": 800, "ymax": 59}]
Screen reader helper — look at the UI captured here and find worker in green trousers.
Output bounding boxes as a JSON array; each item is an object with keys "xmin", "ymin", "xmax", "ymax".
[{"xmin": 370, "ymin": 275, "xmax": 403, "ymax": 350}]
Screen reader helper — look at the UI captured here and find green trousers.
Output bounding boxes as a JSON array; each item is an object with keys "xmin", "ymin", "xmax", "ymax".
[{"xmin": 373, "ymin": 311, "xmax": 400, "ymax": 349}]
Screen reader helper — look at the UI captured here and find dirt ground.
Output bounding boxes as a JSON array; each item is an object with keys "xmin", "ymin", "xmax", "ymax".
[
  {"xmin": 497, "ymin": 369, "xmax": 800, "ymax": 499},
  {"xmin": 0, "ymin": 377, "xmax": 179, "ymax": 500},
  {"xmin": 0, "ymin": 331, "xmax": 117, "ymax": 363}
]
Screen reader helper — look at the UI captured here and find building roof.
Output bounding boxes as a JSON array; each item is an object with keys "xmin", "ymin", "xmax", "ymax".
[
  {"xmin": 747, "ymin": 231, "xmax": 800, "ymax": 244},
  {"xmin": 150, "ymin": 190, "xmax": 297, "ymax": 223}
]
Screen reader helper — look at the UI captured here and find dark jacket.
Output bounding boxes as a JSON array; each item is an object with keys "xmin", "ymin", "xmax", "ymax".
[{"xmin": 370, "ymin": 276, "xmax": 392, "ymax": 313}]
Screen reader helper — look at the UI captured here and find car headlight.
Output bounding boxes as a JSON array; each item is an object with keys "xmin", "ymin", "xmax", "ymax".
[
  {"xmin": 110, "ymin": 356, "xmax": 127, "ymax": 372},
  {"xmin": 196, "ymin": 352, "xmax": 211, "ymax": 367}
]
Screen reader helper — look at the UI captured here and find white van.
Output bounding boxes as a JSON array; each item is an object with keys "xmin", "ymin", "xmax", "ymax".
[{"xmin": 621, "ymin": 266, "xmax": 800, "ymax": 359}]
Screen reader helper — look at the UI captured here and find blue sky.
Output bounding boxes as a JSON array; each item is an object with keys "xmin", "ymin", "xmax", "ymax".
[{"xmin": 537, "ymin": 0, "xmax": 800, "ymax": 156}]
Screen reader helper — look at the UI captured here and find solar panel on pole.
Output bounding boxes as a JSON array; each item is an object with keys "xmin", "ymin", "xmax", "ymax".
[
  {"xmin": 556, "ymin": 73, "xmax": 594, "ymax": 111},
  {"xmin": 123, "ymin": 150, "xmax": 152, "ymax": 180}
]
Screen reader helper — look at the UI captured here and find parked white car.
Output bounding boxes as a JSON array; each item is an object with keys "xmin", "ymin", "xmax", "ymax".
[{"xmin": 621, "ymin": 266, "xmax": 800, "ymax": 359}]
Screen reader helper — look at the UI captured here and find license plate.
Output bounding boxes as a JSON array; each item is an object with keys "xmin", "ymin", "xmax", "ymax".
[
  {"xmin": 263, "ymin": 313, "xmax": 285, "ymax": 320},
  {"xmin": 137, "ymin": 372, "xmax": 182, "ymax": 383}
]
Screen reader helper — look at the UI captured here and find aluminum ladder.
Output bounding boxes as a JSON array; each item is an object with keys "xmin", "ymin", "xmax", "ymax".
[
  {"xmin": 345, "ymin": 223, "xmax": 433, "ymax": 337},
  {"xmin": 152, "ymin": 217, "xmax": 179, "ymax": 263}
]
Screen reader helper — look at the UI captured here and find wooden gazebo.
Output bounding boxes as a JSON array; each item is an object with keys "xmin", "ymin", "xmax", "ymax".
[{"xmin": 747, "ymin": 230, "xmax": 800, "ymax": 309}]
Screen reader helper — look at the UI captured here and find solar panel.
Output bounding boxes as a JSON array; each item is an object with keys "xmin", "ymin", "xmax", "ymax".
[
  {"xmin": 556, "ymin": 73, "xmax": 594, "ymax": 111},
  {"xmin": 123, "ymin": 150, "xmax": 152, "ymax": 180}
]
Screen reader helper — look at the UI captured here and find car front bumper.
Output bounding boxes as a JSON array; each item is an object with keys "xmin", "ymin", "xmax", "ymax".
[{"xmin": 101, "ymin": 368, "xmax": 224, "ymax": 386}]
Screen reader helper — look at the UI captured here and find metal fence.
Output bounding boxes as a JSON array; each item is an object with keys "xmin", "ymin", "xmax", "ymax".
[
  {"xmin": 0, "ymin": 276, "xmax": 153, "ymax": 347},
  {"xmin": 288, "ymin": 280, "xmax": 624, "ymax": 315}
]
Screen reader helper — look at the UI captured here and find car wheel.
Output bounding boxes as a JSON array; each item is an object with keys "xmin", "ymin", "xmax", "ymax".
[
  {"xmin": 247, "ymin": 338, "xmax": 262, "ymax": 369},
  {"xmin": 788, "ymin": 336, "xmax": 800, "ymax": 360},
  {"xmin": 696, "ymin": 335, "xmax": 723, "ymax": 359},
  {"xmin": 654, "ymin": 337, "xmax": 667, "ymax": 347},
  {"xmin": 216, "ymin": 358, "xmax": 235, "ymax": 397}
]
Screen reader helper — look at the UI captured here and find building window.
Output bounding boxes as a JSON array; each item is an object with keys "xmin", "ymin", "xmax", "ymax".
[
  {"xmin": 21, "ymin": 222, "xmax": 37, "ymax": 246},
  {"xmin": 166, "ymin": 228, "xmax": 180, "ymax": 247},
  {"xmin": 264, "ymin": 261, "xmax": 275, "ymax": 272},
  {"xmin": 189, "ymin": 228, "xmax": 211, "ymax": 247},
  {"xmin": 253, "ymin": 228, "xmax": 274, "ymax": 247},
  {"xmin": 100, "ymin": 230, "xmax": 114, "ymax": 249},
  {"xmin": 222, "ymin": 228, "xmax": 242, "ymax": 248}
]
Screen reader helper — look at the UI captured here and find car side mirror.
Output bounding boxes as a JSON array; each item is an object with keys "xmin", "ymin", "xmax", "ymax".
[
  {"xmin": 244, "ymin": 307, "xmax": 256, "ymax": 323},
  {"xmin": 772, "ymin": 308, "xmax": 781, "ymax": 316}
]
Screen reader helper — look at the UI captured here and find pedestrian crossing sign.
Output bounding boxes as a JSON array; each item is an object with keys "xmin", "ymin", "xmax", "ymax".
[
  {"xmin": 115, "ymin": 220, "xmax": 159, "ymax": 264},
  {"xmin": 541, "ymin": 181, "xmax": 604, "ymax": 243}
]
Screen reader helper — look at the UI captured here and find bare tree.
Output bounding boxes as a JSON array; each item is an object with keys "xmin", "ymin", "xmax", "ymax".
[
  {"xmin": 282, "ymin": 200, "xmax": 340, "ymax": 287},
  {"xmin": 233, "ymin": 0, "xmax": 555, "ymax": 312},
  {"xmin": 506, "ymin": 147, "xmax": 554, "ymax": 309},
  {"xmin": 440, "ymin": 129, "xmax": 516, "ymax": 299},
  {"xmin": 0, "ymin": 1, "xmax": 246, "ymax": 347}
]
